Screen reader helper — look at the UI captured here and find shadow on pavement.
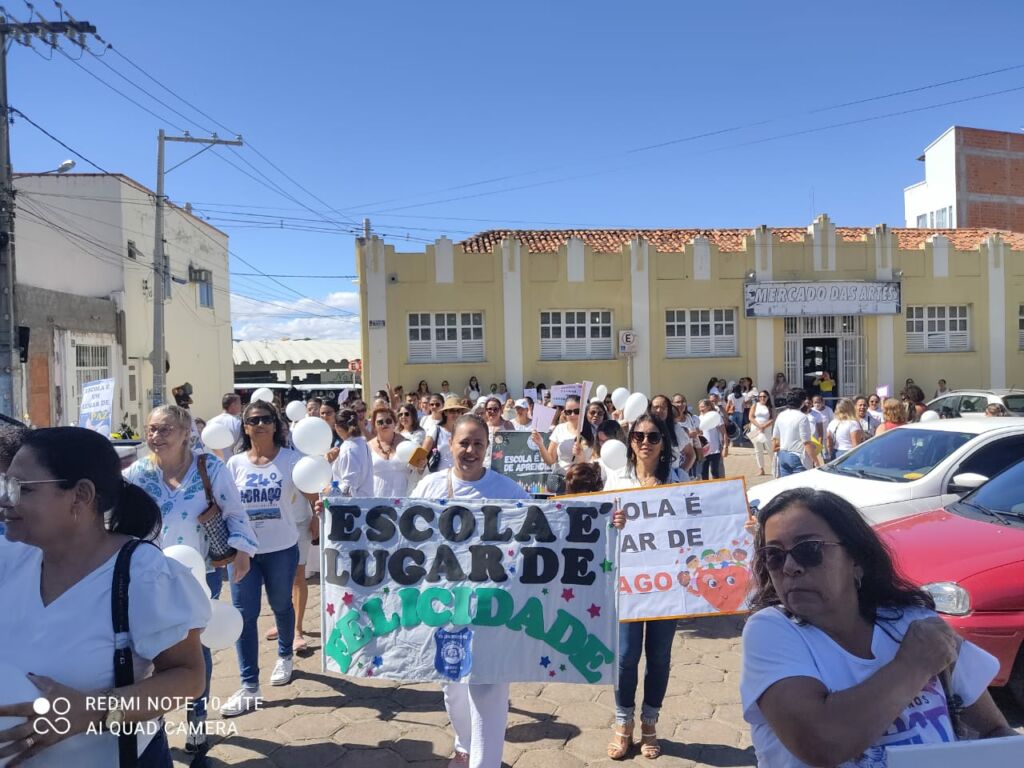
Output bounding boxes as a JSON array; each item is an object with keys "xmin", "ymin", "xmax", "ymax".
[
  {"xmin": 663, "ymin": 740, "xmax": 756, "ymax": 766},
  {"xmin": 677, "ymin": 613, "xmax": 746, "ymax": 640}
]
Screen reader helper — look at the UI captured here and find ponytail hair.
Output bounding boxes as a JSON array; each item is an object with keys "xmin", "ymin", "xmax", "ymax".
[{"xmin": 21, "ymin": 427, "xmax": 160, "ymax": 540}]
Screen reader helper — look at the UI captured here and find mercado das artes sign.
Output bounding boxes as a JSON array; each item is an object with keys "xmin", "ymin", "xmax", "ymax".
[
  {"xmin": 744, "ymin": 280, "xmax": 901, "ymax": 317},
  {"xmin": 320, "ymin": 497, "xmax": 618, "ymax": 684},
  {"xmin": 568, "ymin": 478, "xmax": 754, "ymax": 621}
]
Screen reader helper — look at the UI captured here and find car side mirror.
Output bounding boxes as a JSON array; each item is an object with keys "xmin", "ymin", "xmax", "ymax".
[{"xmin": 949, "ymin": 472, "xmax": 988, "ymax": 494}]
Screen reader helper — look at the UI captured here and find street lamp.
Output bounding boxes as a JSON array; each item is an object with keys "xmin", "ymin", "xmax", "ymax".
[{"xmin": 39, "ymin": 159, "xmax": 75, "ymax": 174}]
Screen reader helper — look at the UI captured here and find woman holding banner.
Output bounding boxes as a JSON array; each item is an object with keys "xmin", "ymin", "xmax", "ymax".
[
  {"xmin": 603, "ymin": 413, "xmax": 680, "ymax": 760},
  {"xmin": 742, "ymin": 488, "xmax": 1016, "ymax": 765},
  {"xmin": 411, "ymin": 413, "xmax": 530, "ymax": 768}
]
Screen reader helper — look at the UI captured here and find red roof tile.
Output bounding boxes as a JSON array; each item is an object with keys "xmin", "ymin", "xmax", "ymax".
[{"xmin": 460, "ymin": 227, "xmax": 1024, "ymax": 254}]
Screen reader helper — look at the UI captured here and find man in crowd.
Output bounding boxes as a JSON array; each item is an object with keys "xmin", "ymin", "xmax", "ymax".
[{"xmin": 206, "ymin": 393, "xmax": 243, "ymax": 461}]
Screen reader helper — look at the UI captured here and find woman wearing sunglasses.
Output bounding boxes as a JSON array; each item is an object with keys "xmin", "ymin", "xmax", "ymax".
[
  {"xmin": 532, "ymin": 395, "xmax": 592, "ymax": 478},
  {"xmin": 0, "ymin": 428, "xmax": 210, "ymax": 766},
  {"xmin": 397, "ymin": 404, "xmax": 427, "ymax": 446},
  {"xmin": 742, "ymin": 488, "xmax": 1016, "ymax": 766},
  {"xmin": 368, "ymin": 406, "xmax": 420, "ymax": 497},
  {"xmin": 332, "ymin": 408, "xmax": 375, "ymax": 497},
  {"xmin": 223, "ymin": 402, "xmax": 317, "ymax": 716},
  {"xmin": 602, "ymin": 413, "xmax": 680, "ymax": 760}
]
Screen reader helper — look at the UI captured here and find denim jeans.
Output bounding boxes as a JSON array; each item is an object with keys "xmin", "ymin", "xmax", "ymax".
[
  {"xmin": 189, "ymin": 568, "xmax": 226, "ymax": 723},
  {"xmin": 229, "ymin": 545, "xmax": 299, "ymax": 689},
  {"xmin": 777, "ymin": 451, "xmax": 806, "ymax": 477},
  {"xmin": 615, "ymin": 619, "xmax": 677, "ymax": 725},
  {"xmin": 701, "ymin": 453, "xmax": 724, "ymax": 480}
]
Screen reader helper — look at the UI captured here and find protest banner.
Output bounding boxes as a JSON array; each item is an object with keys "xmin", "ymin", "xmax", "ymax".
[
  {"xmin": 550, "ymin": 383, "xmax": 583, "ymax": 407},
  {"xmin": 888, "ymin": 735, "xmax": 1023, "ymax": 767},
  {"xmin": 320, "ymin": 497, "xmax": 619, "ymax": 685},
  {"xmin": 490, "ymin": 431, "xmax": 549, "ymax": 494},
  {"xmin": 564, "ymin": 477, "xmax": 753, "ymax": 621},
  {"xmin": 78, "ymin": 378, "xmax": 116, "ymax": 437}
]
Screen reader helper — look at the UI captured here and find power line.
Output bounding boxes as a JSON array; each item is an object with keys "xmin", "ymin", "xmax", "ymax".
[{"xmin": 7, "ymin": 106, "xmax": 111, "ymax": 172}]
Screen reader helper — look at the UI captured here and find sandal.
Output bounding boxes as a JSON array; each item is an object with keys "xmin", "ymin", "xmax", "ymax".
[
  {"xmin": 266, "ymin": 628, "xmax": 279, "ymax": 641},
  {"xmin": 640, "ymin": 724, "xmax": 661, "ymax": 759},
  {"xmin": 607, "ymin": 721, "xmax": 633, "ymax": 760}
]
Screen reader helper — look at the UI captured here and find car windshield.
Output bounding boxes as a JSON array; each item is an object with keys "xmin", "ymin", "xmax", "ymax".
[
  {"xmin": 963, "ymin": 457, "xmax": 1024, "ymax": 515},
  {"xmin": 827, "ymin": 428, "xmax": 973, "ymax": 482},
  {"xmin": 1002, "ymin": 394, "xmax": 1024, "ymax": 414}
]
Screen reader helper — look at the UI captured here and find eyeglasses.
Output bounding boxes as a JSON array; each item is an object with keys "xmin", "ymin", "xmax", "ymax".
[
  {"xmin": 376, "ymin": 418, "xmax": 394, "ymax": 427},
  {"xmin": 0, "ymin": 474, "xmax": 69, "ymax": 507},
  {"xmin": 564, "ymin": 408, "xmax": 580, "ymax": 416},
  {"xmin": 759, "ymin": 540, "xmax": 843, "ymax": 572},
  {"xmin": 245, "ymin": 415, "xmax": 276, "ymax": 426},
  {"xmin": 759, "ymin": 395, "xmax": 769, "ymax": 399},
  {"xmin": 145, "ymin": 425, "xmax": 178, "ymax": 437},
  {"xmin": 630, "ymin": 431, "xmax": 662, "ymax": 445},
  {"xmin": 485, "ymin": 407, "xmax": 500, "ymax": 413}
]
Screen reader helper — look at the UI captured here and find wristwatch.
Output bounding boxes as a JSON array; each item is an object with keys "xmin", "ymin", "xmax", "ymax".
[{"xmin": 104, "ymin": 704, "xmax": 125, "ymax": 730}]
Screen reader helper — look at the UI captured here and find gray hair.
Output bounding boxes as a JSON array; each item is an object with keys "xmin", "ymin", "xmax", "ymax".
[{"xmin": 148, "ymin": 404, "xmax": 193, "ymax": 432}]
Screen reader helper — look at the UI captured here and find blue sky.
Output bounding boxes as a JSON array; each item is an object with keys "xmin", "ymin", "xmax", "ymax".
[{"xmin": 10, "ymin": 0, "xmax": 1024, "ymax": 339}]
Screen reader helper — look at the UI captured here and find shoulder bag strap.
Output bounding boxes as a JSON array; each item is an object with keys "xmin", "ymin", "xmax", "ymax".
[
  {"xmin": 112, "ymin": 538, "xmax": 150, "ymax": 768},
  {"xmin": 196, "ymin": 453, "xmax": 215, "ymax": 507}
]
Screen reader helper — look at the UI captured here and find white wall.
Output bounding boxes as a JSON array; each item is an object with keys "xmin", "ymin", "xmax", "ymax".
[{"xmin": 904, "ymin": 128, "xmax": 957, "ymax": 227}]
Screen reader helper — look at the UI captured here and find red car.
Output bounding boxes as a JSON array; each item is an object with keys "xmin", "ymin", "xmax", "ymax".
[{"xmin": 876, "ymin": 456, "xmax": 1024, "ymax": 706}]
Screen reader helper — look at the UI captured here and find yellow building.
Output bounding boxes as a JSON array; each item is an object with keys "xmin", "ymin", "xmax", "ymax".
[{"xmin": 355, "ymin": 215, "xmax": 1024, "ymax": 401}]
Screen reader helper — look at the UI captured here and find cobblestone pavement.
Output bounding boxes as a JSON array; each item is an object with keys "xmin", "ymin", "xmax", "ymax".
[{"xmin": 170, "ymin": 447, "xmax": 1022, "ymax": 767}]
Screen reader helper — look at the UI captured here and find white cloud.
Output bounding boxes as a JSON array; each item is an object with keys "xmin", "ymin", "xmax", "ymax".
[{"xmin": 230, "ymin": 290, "xmax": 361, "ymax": 341}]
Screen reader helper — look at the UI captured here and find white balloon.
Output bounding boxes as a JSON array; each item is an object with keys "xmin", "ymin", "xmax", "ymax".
[
  {"xmin": 164, "ymin": 544, "xmax": 208, "ymax": 592},
  {"xmin": 293, "ymin": 455, "xmax": 333, "ymax": 494},
  {"xmin": 395, "ymin": 440, "xmax": 416, "ymax": 464},
  {"xmin": 201, "ymin": 600, "xmax": 243, "ymax": 650},
  {"xmin": 611, "ymin": 387, "xmax": 631, "ymax": 410},
  {"xmin": 251, "ymin": 387, "xmax": 274, "ymax": 404},
  {"xmin": 201, "ymin": 422, "xmax": 234, "ymax": 451},
  {"xmin": 623, "ymin": 392, "xmax": 648, "ymax": 423},
  {"xmin": 699, "ymin": 411, "xmax": 723, "ymax": 431},
  {"xmin": 292, "ymin": 416, "xmax": 333, "ymax": 456},
  {"xmin": 601, "ymin": 439, "xmax": 627, "ymax": 471},
  {"xmin": 285, "ymin": 400, "xmax": 307, "ymax": 422},
  {"xmin": 595, "ymin": 384, "xmax": 608, "ymax": 401},
  {"xmin": 0, "ymin": 662, "xmax": 37, "ymax": 767},
  {"xmin": 919, "ymin": 410, "xmax": 940, "ymax": 422}
]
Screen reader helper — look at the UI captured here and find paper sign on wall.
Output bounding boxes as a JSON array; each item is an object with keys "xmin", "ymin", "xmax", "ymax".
[
  {"xmin": 79, "ymin": 378, "xmax": 116, "ymax": 437},
  {"xmin": 563, "ymin": 478, "xmax": 753, "ymax": 621},
  {"xmin": 320, "ymin": 497, "xmax": 619, "ymax": 684}
]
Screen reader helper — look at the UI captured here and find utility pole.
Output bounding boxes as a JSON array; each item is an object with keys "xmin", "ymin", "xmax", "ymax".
[
  {"xmin": 0, "ymin": 16, "xmax": 96, "ymax": 418},
  {"xmin": 151, "ymin": 131, "xmax": 242, "ymax": 409}
]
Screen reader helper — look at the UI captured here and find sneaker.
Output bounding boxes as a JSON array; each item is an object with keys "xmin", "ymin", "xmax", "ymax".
[
  {"xmin": 220, "ymin": 687, "xmax": 262, "ymax": 718},
  {"xmin": 270, "ymin": 657, "xmax": 293, "ymax": 686}
]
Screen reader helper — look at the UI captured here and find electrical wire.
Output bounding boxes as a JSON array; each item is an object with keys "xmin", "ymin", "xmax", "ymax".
[{"xmin": 7, "ymin": 106, "xmax": 112, "ymax": 173}]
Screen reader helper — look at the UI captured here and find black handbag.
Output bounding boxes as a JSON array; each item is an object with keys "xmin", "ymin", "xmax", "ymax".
[{"xmin": 427, "ymin": 427, "xmax": 442, "ymax": 472}]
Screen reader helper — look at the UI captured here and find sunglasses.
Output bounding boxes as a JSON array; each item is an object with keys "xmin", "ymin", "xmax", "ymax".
[
  {"xmin": 564, "ymin": 408, "xmax": 580, "ymax": 415},
  {"xmin": 760, "ymin": 540, "xmax": 843, "ymax": 572},
  {"xmin": 398, "ymin": 412, "xmax": 412, "ymax": 418},
  {"xmin": 485, "ymin": 407, "xmax": 500, "ymax": 413},
  {"xmin": 430, "ymin": 402, "xmax": 443, "ymax": 408},
  {"xmin": 376, "ymin": 418, "xmax": 394, "ymax": 427},
  {"xmin": 0, "ymin": 474, "xmax": 70, "ymax": 507},
  {"xmin": 245, "ymin": 415, "xmax": 276, "ymax": 426},
  {"xmin": 630, "ymin": 431, "xmax": 662, "ymax": 445},
  {"xmin": 759, "ymin": 395, "xmax": 769, "ymax": 399}
]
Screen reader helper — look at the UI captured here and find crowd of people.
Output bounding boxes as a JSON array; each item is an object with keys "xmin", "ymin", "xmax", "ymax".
[{"xmin": 0, "ymin": 371, "xmax": 1017, "ymax": 768}]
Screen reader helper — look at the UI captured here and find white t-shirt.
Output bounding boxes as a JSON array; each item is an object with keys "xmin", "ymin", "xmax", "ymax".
[
  {"xmin": 227, "ymin": 448, "xmax": 306, "ymax": 554},
  {"xmin": 371, "ymin": 450, "xmax": 416, "ymax": 498},
  {"xmin": 741, "ymin": 606, "xmax": 998, "ymax": 768},
  {"xmin": 0, "ymin": 541, "xmax": 210, "ymax": 767},
  {"xmin": 827, "ymin": 419, "xmax": 863, "ymax": 452},
  {"xmin": 412, "ymin": 468, "xmax": 531, "ymax": 501},
  {"xmin": 809, "ymin": 406, "xmax": 834, "ymax": 436},
  {"xmin": 727, "ymin": 393, "xmax": 746, "ymax": 415},
  {"xmin": 206, "ymin": 411, "xmax": 243, "ymax": 454},
  {"xmin": 702, "ymin": 419, "xmax": 724, "ymax": 455},
  {"xmin": 549, "ymin": 422, "xmax": 591, "ymax": 469},
  {"xmin": 332, "ymin": 436, "xmax": 375, "ymax": 498},
  {"xmin": 603, "ymin": 466, "xmax": 682, "ymax": 491},
  {"xmin": 124, "ymin": 454, "xmax": 258, "ymax": 560},
  {"xmin": 772, "ymin": 408, "xmax": 812, "ymax": 454},
  {"xmin": 513, "ymin": 419, "xmax": 534, "ymax": 432},
  {"xmin": 400, "ymin": 427, "xmax": 427, "ymax": 446}
]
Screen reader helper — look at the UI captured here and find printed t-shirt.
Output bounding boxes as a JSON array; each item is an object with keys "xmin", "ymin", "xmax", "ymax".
[{"xmin": 227, "ymin": 448, "xmax": 305, "ymax": 554}]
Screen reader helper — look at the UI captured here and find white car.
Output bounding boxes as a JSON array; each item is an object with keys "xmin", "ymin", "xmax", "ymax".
[{"xmin": 746, "ymin": 418, "xmax": 1024, "ymax": 525}]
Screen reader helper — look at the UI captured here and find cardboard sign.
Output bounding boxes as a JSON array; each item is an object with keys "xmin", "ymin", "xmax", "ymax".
[
  {"xmin": 320, "ymin": 497, "xmax": 619, "ymax": 684},
  {"xmin": 531, "ymin": 404, "xmax": 557, "ymax": 433},
  {"xmin": 550, "ymin": 383, "xmax": 583, "ymax": 407},
  {"xmin": 888, "ymin": 736, "xmax": 1024, "ymax": 767},
  {"xmin": 490, "ymin": 431, "xmax": 550, "ymax": 495},
  {"xmin": 78, "ymin": 378, "xmax": 116, "ymax": 437},
  {"xmin": 523, "ymin": 388, "xmax": 538, "ymax": 402},
  {"xmin": 565, "ymin": 478, "xmax": 753, "ymax": 621}
]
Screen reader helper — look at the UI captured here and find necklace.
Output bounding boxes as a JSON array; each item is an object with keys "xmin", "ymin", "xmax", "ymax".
[{"xmin": 378, "ymin": 436, "xmax": 395, "ymax": 459}]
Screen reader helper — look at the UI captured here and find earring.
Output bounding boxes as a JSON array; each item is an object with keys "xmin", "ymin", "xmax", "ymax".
[{"xmin": 854, "ymin": 575, "xmax": 863, "ymax": 590}]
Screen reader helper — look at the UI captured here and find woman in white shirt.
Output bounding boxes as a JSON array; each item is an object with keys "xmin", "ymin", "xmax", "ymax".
[
  {"xmin": 0, "ymin": 427, "xmax": 209, "ymax": 767},
  {"xmin": 603, "ymin": 414, "xmax": 680, "ymax": 760},
  {"xmin": 422, "ymin": 397, "xmax": 468, "ymax": 471},
  {"xmin": 397, "ymin": 403, "xmax": 427, "ymax": 446},
  {"xmin": 332, "ymin": 407, "xmax": 374, "ymax": 497},
  {"xmin": 224, "ymin": 402, "xmax": 314, "ymax": 717},
  {"xmin": 747, "ymin": 390, "xmax": 775, "ymax": 476},
  {"xmin": 532, "ymin": 395, "xmax": 593, "ymax": 475},
  {"xmin": 125, "ymin": 403, "xmax": 258, "ymax": 754},
  {"xmin": 825, "ymin": 398, "xmax": 865, "ymax": 460},
  {"xmin": 368, "ymin": 405, "xmax": 419, "ymax": 497},
  {"xmin": 411, "ymin": 414, "xmax": 531, "ymax": 768},
  {"xmin": 741, "ymin": 488, "xmax": 1016, "ymax": 766},
  {"xmin": 464, "ymin": 375, "xmax": 482, "ymax": 403}
]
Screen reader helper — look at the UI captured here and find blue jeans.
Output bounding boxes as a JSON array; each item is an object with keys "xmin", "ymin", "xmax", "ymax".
[
  {"xmin": 190, "ymin": 568, "xmax": 226, "ymax": 723},
  {"xmin": 615, "ymin": 619, "xmax": 677, "ymax": 725},
  {"xmin": 230, "ymin": 545, "xmax": 299, "ymax": 689},
  {"xmin": 777, "ymin": 451, "xmax": 806, "ymax": 477}
]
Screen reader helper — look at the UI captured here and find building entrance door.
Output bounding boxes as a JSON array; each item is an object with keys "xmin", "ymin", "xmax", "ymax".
[{"xmin": 802, "ymin": 338, "xmax": 839, "ymax": 397}]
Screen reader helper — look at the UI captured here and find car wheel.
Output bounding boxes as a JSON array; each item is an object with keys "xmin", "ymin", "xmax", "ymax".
[{"xmin": 1009, "ymin": 647, "xmax": 1024, "ymax": 710}]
